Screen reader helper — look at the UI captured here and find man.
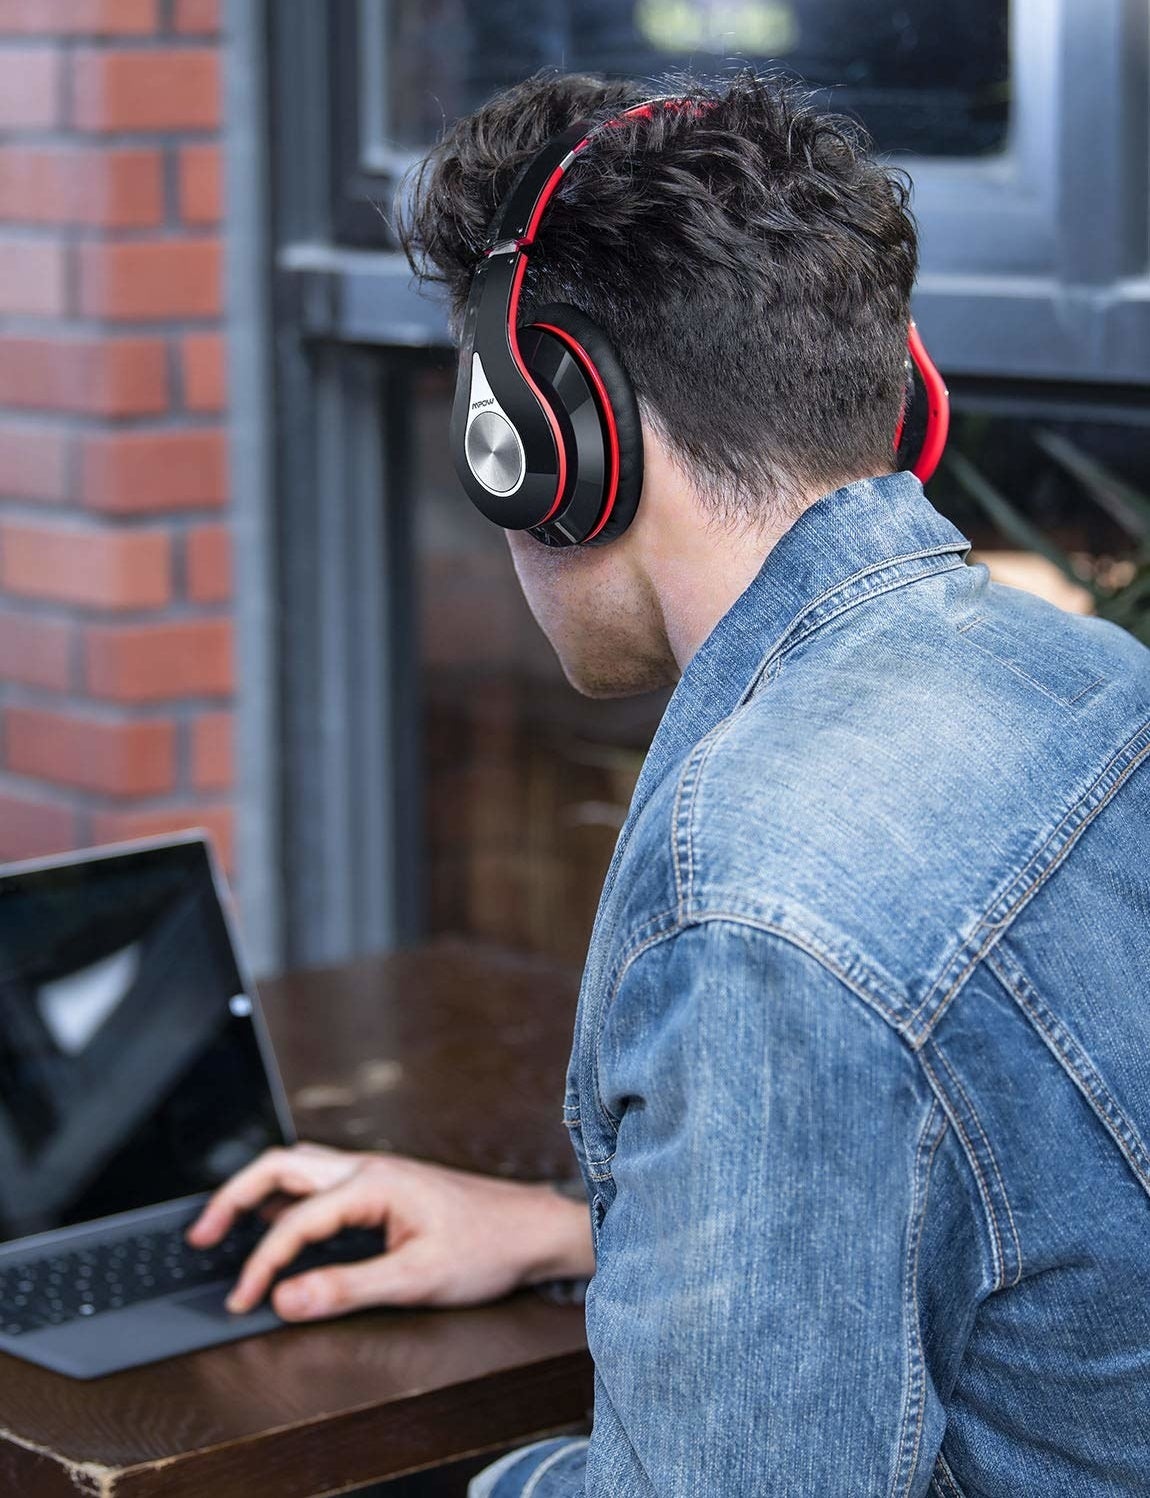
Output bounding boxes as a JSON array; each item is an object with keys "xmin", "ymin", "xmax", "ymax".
[{"xmin": 190, "ymin": 73, "xmax": 1150, "ymax": 1495}]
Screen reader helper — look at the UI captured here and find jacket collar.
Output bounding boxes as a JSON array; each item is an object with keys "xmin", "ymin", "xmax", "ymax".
[{"xmin": 627, "ymin": 471, "xmax": 970, "ymax": 825}]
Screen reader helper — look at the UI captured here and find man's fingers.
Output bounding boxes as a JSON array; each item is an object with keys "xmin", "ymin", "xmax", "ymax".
[
  {"xmin": 226, "ymin": 1179, "xmax": 385, "ymax": 1313},
  {"xmin": 187, "ymin": 1144, "xmax": 353, "ymax": 1247},
  {"xmin": 186, "ymin": 1150, "xmax": 295, "ymax": 1246},
  {"xmin": 272, "ymin": 1244, "xmax": 434, "ymax": 1321}
]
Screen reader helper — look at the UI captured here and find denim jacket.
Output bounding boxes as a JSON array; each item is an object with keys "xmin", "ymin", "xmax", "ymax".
[{"xmin": 477, "ymin": 471, "xmax": 1150, "ymax": 1498}]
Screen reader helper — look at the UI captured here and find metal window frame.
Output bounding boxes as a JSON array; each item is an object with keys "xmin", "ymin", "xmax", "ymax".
[
  {"xmin": 224, "ymin": 0, "xmax": 281, "ymax": 974},
  {"xmin": 226, "ymin": 0, "xmax": 423, "ymax": 974},
  {"xmin": 913, "ymin": 0, "xmax": 1150, "ymax": 380},
  {"xmin": 292, "ymin": 0, "xmax": 1150, "ymax": 381}
]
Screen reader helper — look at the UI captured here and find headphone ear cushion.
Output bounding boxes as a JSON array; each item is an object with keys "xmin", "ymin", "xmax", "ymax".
[{"xmin": 527, "ymin": 303, "xmax": 644, "ymax": 544}]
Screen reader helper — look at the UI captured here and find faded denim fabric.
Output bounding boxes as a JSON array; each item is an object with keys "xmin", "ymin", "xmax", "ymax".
[{"xmin": 472, "ymin": 471, "xmax": 1150, "ymax": 1498}]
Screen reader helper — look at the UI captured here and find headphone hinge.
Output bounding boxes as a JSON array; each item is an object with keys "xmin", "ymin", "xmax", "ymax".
[{"xmin": 486, "ymin": 238, "xmax": 528, "ymax": 258}]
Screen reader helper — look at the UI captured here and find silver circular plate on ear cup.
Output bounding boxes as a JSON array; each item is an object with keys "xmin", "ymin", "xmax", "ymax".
[{"xmin": 465, "ymin": 410, "xmax": 525, "ymax": 495}]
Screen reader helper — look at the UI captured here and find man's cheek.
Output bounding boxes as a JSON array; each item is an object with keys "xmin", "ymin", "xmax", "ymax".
[{"xmin": 505, "ymin": 535, "xmax": 578, "ymax": 636}]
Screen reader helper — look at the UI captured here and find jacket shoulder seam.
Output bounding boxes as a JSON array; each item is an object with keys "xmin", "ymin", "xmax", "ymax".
[{"xmin": 678, "ymin": 909, "xmax": 914, "ymax": 1040}]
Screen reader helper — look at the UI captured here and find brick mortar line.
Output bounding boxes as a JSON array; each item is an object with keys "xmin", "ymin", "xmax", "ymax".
[
  {"xmin": 0, "ymin": 130, "xmax": 220, "ymax": 148},
  {"xmin": 0, "ymin": 767, "xmax": 87, "ymax": 812},
  {"xmin": 170, "ymin": 517, "xmax": 188, "ymax": 595},
  {"xmin": 57, "ymin": 29, "xmax": 75, "ymax": 122},
  {"xmin": 161, "ymin": 131, "xmax": 182, "ymax": 228},
  {"xmin": 1, "ymin": 680, "xmax": 226, "ymax": 723},
  {"xmin": 0, "ymin": 226, "xmax": 221, "ymax": 243},
  {"xmin": 0, "ymin": 411, "xmax": 228, "ymax": 433},
  {"xmin": 3, "ymin": 666, "xmax": 233, "ymax": 705},
  {"xmin": 0, "ymin": 587, "xmax": 229, "ymax": 616},
  {"xmin": 0, "ymin": 37, "xmax": 219, "ymax": 51},
  {"xmin": 0, "ymin": 324, "xmax": 222, "ymax": 343},
  {"xmin": 0, "ymin": 594, "xmax": 234, "ymax": 625},
  {"xmin": 0, "ymin": 502, "xmax": 230, "ymax": 528},
  {"xmin": 0, "ymin": 313, "xmax": 225, "ymax": 335},
  {"xmin": 175, "ymin": 695, "xmax": 194, "ymax": 795},
  {"xmin": 0, "ymin": 767, "xmax": 232, "ymax": 816},
  {"xmin": 3, "ymin": 685, "xmax": 232, "ymax": 721},
  {"xmin": 165, "ymin": 328, "xmax": 186, "ymax": 410}
]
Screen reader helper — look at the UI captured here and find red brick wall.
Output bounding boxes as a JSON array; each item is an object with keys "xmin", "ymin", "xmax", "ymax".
[{"xmin": 0, "ymin": 0, "xmax": 234, "ymax": 869}]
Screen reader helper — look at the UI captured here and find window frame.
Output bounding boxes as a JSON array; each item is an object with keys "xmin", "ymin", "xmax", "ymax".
[
  {"xmin": 310, "ymin": 0, "xmax": 1150, "ymax": 381},
  {"xmin": 228, "ymin": 0, "xmax": 1150, "ymax": 972}
]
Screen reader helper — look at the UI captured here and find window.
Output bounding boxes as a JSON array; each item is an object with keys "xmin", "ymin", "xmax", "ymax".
[
  {"xmin": 250, "ymin": 0, "xmax": 1150, "ymax": 971},
  {"xmin": 336, "ymin": 0, "xmax": 1012, "ymax": 247},
  {"xmin": 382, "ymin": 0, "xmax": 1010, "ymax": 159}
]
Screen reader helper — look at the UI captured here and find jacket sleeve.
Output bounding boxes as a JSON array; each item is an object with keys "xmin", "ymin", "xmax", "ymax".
[
  {"xmin": 585, "ymin": 918, "xmax": 938, "ymax": 1496},
  {"xmin": 473, "ymin": 918, "xmax": 942, "ymax": 1497}
]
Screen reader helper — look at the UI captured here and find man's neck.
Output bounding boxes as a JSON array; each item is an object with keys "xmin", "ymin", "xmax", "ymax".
[
  {"xmin": 646, "ymin": 514, "xmax": 791, "ymax": 673},
  {"xmin": 636, "ymin": 447, "xmax": 888, "ymax": 671},
  {"xmin": 632, "ymin": 446, "xmax": 824, "ymax": 672}
]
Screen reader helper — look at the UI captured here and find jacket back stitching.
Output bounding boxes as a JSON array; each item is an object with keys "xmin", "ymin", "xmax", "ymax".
[
  {"xmin": 891, "ymin": 1098, "xmax": 947, "ymax": 1498},
  {"xmin": 932, "ymin": 1043, "xmax": 1022, "ymax": 1285},
  {"xmin": 988, "ymin": 944, "xmax": 1150, "ymax": 1204},
  {"xmin": 918, "ymin": 1044, "xmax": 1007, "ymax": 1290},
  {"xmin": 907, "ymin": 716, "xmax": 1150, "ymax": 1047}
]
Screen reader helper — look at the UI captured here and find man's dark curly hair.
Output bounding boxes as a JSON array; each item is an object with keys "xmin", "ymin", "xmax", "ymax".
[{"xmin": 396, "ymin": 69, "xmax": 918, "ymax": 521}]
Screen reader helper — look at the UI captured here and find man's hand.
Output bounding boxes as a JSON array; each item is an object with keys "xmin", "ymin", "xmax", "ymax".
[{"xmin": 186, "ymin": 1141, "xmax": 595, "ymax": 1322}]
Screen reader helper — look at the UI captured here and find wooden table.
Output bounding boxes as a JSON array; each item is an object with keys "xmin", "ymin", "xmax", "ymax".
[{"xmin": 0, "ymin": 943, "xmax": 593, "ymax": 1497}]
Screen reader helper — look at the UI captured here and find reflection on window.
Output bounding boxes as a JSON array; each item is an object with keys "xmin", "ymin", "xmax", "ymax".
[
  {"xmin": 636, "ymin": 0, "xmax": 800, "ymax": 54},
  {"xmin": 384, "ymin": 0, "xmax": 1010, "ymax": 159}
]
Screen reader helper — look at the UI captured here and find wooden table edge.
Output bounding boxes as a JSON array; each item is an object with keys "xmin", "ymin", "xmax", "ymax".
[{"xmin": 3, "ymin": 1346, "xmax": 594, "ymax": 1498}]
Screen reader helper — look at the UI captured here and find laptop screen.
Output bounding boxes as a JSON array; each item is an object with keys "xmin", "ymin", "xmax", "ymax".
[{"xmin": 0, "ymin": 838, "xmax": 290, "ymax": 1245}]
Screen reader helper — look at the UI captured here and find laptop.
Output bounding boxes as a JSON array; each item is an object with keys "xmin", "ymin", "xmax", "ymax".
[{"xmin": 0, "ymin": 832, "xmax": 380, "ymax": 1379}]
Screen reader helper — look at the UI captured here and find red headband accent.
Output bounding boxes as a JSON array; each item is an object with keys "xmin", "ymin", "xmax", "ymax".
[
  {"xmin": 907, "ymin": 322, "xmax": 949, "ymax": 484},
  {"xmin": 502, "ymin": 96, "xmax": 716, "ymax": 254}
]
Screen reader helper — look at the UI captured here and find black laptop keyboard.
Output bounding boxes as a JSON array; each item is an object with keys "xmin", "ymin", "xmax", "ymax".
[{"xmin": 0, "ymin": 1219, "xmax": 383, "ymax": 1337}]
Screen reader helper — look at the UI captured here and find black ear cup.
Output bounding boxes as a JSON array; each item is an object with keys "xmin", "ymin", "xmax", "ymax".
[
  {"xmin": 895, "ymin": 359, "xmax": 928, "ymax": 474},
  {"xmin": 522, "ymin": 303, "xmax": 644, "ymax": 546},
  {"xmin": 513, "ymin": 321, "xmax": 608, "ymax": 546}
]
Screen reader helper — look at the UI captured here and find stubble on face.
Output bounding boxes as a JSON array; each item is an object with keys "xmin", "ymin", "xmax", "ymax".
[{"xmin": 505, "ymin": 532, "xmax": 680, "ymax": 699}]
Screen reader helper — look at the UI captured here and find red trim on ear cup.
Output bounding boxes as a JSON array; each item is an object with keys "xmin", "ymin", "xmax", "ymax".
[
  {"xmin": 533, "ymin": 320, "xmax": 622, "ymax": 540},
  {"xmin": 906, "ymin": 322, "xmax": 949, "ymax": 484},
  {"xmin": 507, "ymin": 255, "xmax": 567, "ymax": 522}
]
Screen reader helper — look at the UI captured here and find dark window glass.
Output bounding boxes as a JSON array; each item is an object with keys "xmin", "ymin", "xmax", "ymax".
[{"xmin": 384, "ymin": 0, "xmax": 1011, "ymax": 159}]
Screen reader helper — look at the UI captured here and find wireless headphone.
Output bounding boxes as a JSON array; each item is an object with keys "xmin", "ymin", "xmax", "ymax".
[{"xmin": 450, "ymin": 97, "xmax": 950, "ymax": 548}]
